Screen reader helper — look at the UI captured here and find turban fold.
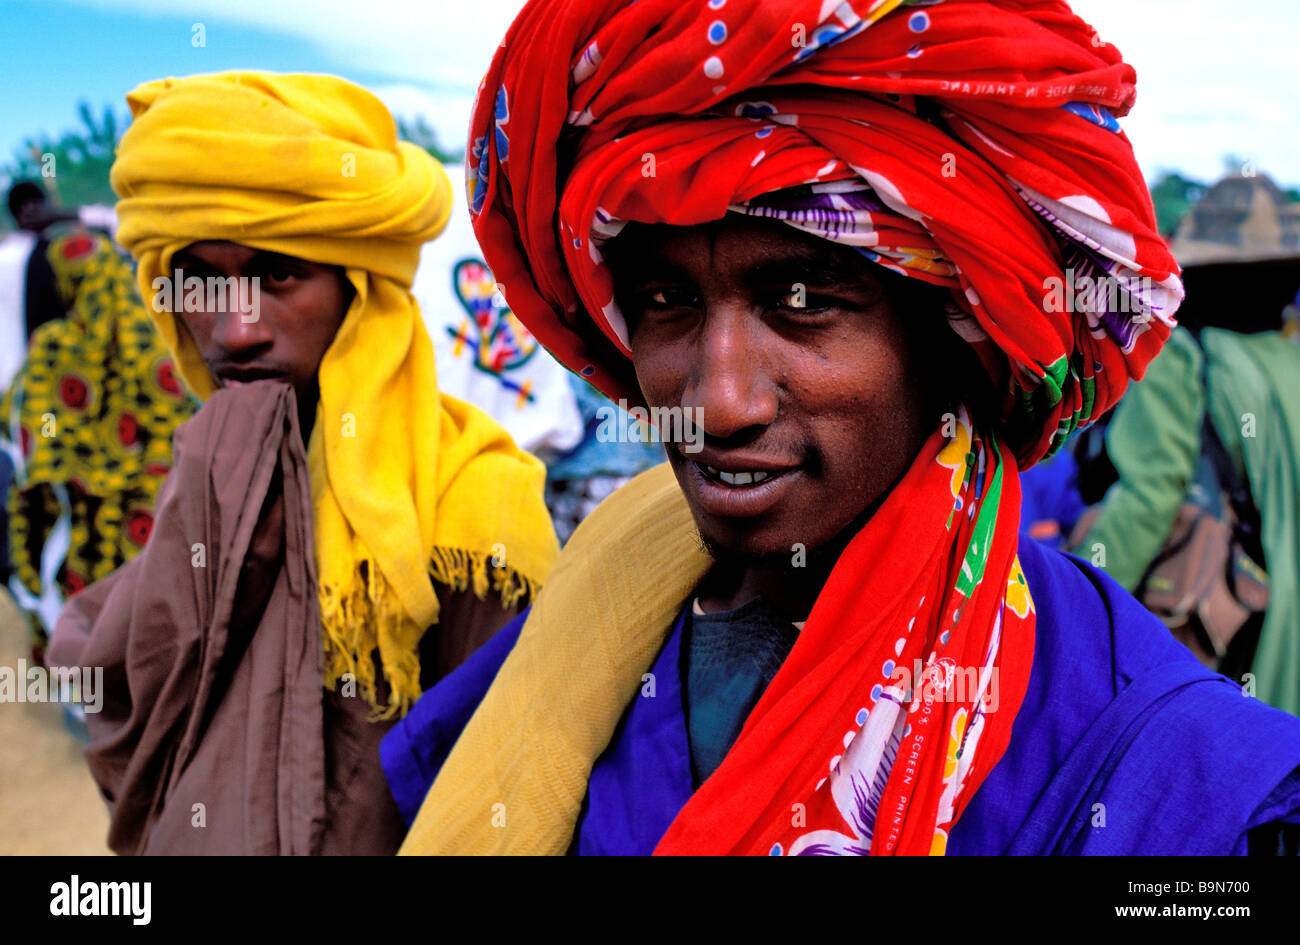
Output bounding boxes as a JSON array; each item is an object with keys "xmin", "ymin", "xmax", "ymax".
[
  {"xmin": 112, "ymin": 72, "xmax": 558, "ymax": 716},
  {"xmin": 466, "ymin": 0, "xmax": 1183, "ymax": 467}
]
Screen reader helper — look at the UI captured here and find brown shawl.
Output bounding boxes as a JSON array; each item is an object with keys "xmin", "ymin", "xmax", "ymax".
[{"xmin": 48, "ymin": 382, "xmax": 326, "ymax": 854}]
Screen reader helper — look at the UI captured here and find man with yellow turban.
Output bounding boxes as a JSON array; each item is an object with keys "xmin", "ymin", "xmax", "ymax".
[
  {"xmin": 387, "ymin": 0, "xmax": 1300, "ymax": 855},
  {"xmin": 46, "ymin": 72, "xmax": 559, "ymax": 855}
]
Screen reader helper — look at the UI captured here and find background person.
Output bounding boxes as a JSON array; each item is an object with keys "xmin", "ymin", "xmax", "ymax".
[
  {"xmin": 1072, "ymin": 172, "xmax": 1300, "ymax": 709},
  {"xmin": 1, "ymin": 229, "xmax": 193, "ymax": 657},
  {"xmin": 47, "ymin": 72, "xmax": 558, "ymax": 855}
]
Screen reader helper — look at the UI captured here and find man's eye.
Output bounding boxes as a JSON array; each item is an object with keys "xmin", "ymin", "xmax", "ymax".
[
  {"xmin": 265, "ymin": 268, "xmax": 297, "ymax": 285},
  {"xmin": 635, "ymin": 287, "xmax": 701, "ymax": 310},
  {"xmin": 775, "ymin": 290, "xmax": 835, "ymax": 313}
]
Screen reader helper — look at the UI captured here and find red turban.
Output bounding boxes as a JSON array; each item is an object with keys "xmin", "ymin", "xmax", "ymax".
[{"xmin": 467, "ymin": 0, "xmax": 1182, "ymax": 466}]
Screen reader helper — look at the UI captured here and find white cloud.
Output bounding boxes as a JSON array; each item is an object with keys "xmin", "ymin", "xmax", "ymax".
[
  {"xmin": 65, "ymin": 0, "xmax": 1300, "ymax": 185},
  {"xmin": 60, "ymin": 0, "xmax": 524, "ymax": 172},
  {"xmin": 63, "ymin": 0, "xmax": 528, "ymax": 90},
  {"xmin": 1068, "ymin": 0, "xmax": 1300, "ymax": 183},
  {"xmin": 372, "ymin": 83, "xmax": 475, "ymax": 156}
]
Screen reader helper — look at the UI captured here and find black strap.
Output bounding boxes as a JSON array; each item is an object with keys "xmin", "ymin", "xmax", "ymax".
[
  {"xmin": 23, "ymin": 237, "xmax": 62, "ymax": 338},
  {"xmin": 1073, "ymin": 407, "xmax": 1119, "ymax": 504}
]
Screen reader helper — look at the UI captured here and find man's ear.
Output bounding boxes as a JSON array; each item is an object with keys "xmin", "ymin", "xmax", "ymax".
[
  {"xmin": 338, "ymin": 268, "xmax": 359, "ymax": 305},
  {"xmin": 888, "ymin": 275, "xmax": 991, "ymax": 429},
  {"xmin": 335, "ymin": 267, "xmax": 361, "ymax": 326},
  {"xmin": 931, "ymin": 311, "xmax": 996, "ymax": 430}
]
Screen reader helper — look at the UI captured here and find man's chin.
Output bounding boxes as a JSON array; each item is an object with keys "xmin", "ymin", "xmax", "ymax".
[
  {"xmin": 688, "ymin": 503, "xmax": 872, "ymax": 576},
  {"xmin": 690, "ymin": 521, "xmax": 812, "ymax": 571}
]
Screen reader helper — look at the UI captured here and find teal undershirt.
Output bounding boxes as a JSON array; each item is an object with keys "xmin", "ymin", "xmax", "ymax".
[{"xmin": 683, "ymin": 596, "xmax": 800, "ymax": 787}]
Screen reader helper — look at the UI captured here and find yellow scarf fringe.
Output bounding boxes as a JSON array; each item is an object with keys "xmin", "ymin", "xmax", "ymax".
[{"xmin": 320, "ymin": 549, "xmax": 545, "ymax": 721}]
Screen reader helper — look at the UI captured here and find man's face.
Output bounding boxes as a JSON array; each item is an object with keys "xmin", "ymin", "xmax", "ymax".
[
  {"xmin": 14, "ymin": 196, "xmax": 48, "ymax": 233},
  {"xmin": 608, "ymin": 215, "xmax": 939, "ymax": 563},
  {"xmin": 170, "ymin": 241, "xmax": 352, "ymax": 407}
]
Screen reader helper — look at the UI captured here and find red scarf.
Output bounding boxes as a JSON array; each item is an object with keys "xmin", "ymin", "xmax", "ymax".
[{"xmin": 656, "ymin": 409, "xmax": 1034, "ymax": 855}]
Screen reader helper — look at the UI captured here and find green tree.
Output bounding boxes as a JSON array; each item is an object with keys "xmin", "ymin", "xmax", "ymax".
[
  {"xmin": 396, "ymin": 115, "xmax": 463, "ymax": 166},
  {"xmin": 2, "ymin": 102, "xmax": 127, "ymax": 230},
  {"xmin": 1148, "ymin": 171, "xmax": 1208, "ymax": 238}
]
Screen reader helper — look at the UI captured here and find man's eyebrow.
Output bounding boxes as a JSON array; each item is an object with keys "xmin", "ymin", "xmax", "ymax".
[
  {"xmin": 742, "ymin": 253, "xmax": 876, "ymax": 290},
  {"xmin": 249, "ymin": 250, "xmax": 310, "ymax": 266},
  {"xmin": 607, "ymin": 243, "xmax": 880, "ymax": 292},
  {"xmin": 168, "ymin": 251, "xmax": 212, "ymax": 270},
  {"xmin": 169, "ymin": 249, "xmax": 312, "ymax": 276},
  {"xmin": 608, "ymin": 250, "xmax": 695, "ymax": 286}
]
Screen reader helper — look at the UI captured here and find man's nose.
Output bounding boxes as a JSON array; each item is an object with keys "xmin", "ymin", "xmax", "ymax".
[
  {"xmin": 681, "ymin": 303, "xmax": 779, "ymax": 440},
  {"xmin": 210, "ymin": 288, "xmax": 272, "ymax": 354}
]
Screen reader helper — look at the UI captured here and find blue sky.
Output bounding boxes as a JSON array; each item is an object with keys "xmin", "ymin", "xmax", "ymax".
[
  {"xmin": 2, "ymin": 0, "xmax": 1298, "ymax": 189},
  {"xmin": 0, "ymin": 0, "xmax": 479, "ymax": 163}
]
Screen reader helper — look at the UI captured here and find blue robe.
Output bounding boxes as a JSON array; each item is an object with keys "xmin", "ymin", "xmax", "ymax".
[{"xmin": 382, "ymin": 539, "xmax": 1300, "ymax": 854}]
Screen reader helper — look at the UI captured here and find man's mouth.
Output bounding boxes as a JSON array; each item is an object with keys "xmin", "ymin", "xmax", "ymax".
[
  {"xmin": 682, "ymin": 450, "xmax": 803, "ymax": 519},
  {"xmin": 699, "ymin": 465, "xmax": 780, "ymax": 487},
  {"xmin": 215, "ymin": 368, "xmax": 288, "ymax": 389}
]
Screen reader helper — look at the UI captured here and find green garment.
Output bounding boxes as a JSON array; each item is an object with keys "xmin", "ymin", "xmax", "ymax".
[
  {"xmin": 684, "ymin": 596, "xmax": 800, "ymax": 786},
  {"xmin": 1072, "ymin": 325, "xmax": 1300, "ymax": 715}
]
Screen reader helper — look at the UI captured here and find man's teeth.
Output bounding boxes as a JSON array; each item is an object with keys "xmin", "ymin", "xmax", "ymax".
[{"xmin": 703, "ymin": 465, "xmax": 771, "ymax": 486}]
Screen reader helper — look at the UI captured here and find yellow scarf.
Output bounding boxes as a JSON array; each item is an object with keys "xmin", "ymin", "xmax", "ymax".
[
  {"xmin": 111, "ymin": 71, "xmax": 559, "ymax": 717},
  {"xmin": 400, "ymin": 463, "xmax": 710, "ymax": 854}
]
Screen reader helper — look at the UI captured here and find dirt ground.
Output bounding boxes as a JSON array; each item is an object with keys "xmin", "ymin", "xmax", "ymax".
[{"xmin": 0, "ymin": 589, "xmax": 111, "ymax": 855}]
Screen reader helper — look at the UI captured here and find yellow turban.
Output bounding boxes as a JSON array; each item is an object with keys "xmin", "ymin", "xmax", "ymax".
[{"xmin": 111, "ymin": 71, "xmax": 558, "ymax": 717}]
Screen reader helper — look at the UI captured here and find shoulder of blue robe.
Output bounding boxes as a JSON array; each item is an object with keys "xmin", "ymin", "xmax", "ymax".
[
  {"xmin": 576, "ymin": 608, "xmax": 694, "ymax": 855},
  {"xmin": 949, "ymin": 538, "xmax": 1300, "ymax": 855},
  {"xmin": 380, "ymin": 609, "xmax": 528, "ymax": 826},
  {"xmin": 379, "ymin": 601, "xmax": 692, "ymax": 847},
  {"xmin": 383, "ymin": 537, "xmax": 1300, "ymax": 854}
]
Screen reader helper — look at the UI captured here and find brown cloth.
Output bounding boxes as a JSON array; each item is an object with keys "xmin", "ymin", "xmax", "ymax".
[{"xmin": 47, "ymin": 382, "xmax": 521, "ymax": 854}]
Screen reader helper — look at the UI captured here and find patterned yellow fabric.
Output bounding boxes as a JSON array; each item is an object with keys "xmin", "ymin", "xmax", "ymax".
[
  {"xmin": 110, "ymin": 72, "xmax": 559, "ymax": 716},
  {"xmin": 1, "ymin": 230, "xmax": 195, "ymax": 640}
]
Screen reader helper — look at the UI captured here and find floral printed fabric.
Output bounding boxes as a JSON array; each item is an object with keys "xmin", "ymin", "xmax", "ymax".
[
  {"xmin": 1, "ymin": 231, "xmax": 195, "ymax": 639},
  {"xmin": 467, "ymin": 0, "xmax": 1183, "ymax": 467}
]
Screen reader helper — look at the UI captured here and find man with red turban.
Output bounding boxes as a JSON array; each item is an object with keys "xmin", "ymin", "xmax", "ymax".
[{"xmin": 384, "ymin": 0, "xmax": 1300, "ymax": 855}]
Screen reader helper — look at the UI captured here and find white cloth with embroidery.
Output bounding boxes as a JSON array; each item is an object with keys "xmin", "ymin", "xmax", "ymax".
[{"xmin": 411, "ymin": 185, "xmax": 582, "ymax": 456}]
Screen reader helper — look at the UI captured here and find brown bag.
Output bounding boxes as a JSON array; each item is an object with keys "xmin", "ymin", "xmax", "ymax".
[
  {"xmin": 1071, "ymin": 415, "xmax": 1269, "ymax": 669},
  {"xmin": 1134, "ymin": 500, "xmax": 1268, "ymax": 667}
]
